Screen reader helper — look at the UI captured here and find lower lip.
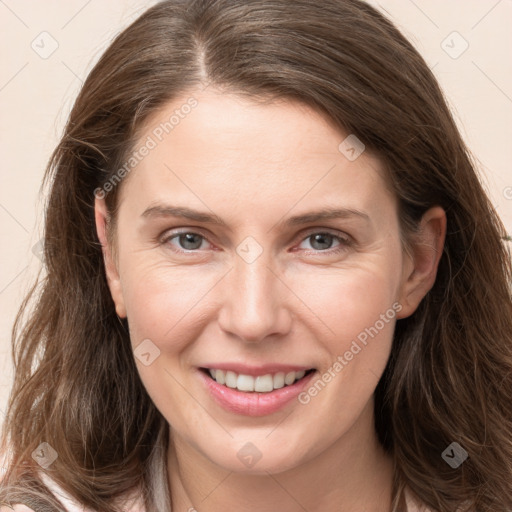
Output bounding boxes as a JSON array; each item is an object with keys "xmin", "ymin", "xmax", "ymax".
[{"xmin": 198, "ymin": 369, "xmax": 316, "ymax": 416}]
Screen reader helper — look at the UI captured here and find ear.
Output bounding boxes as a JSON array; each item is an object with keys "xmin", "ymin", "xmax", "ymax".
[
  {"xmin": 396, "ymin": 206, "xmax": 446, "ymax": 319},
  {"xmin": 95, "ymin": 197, "xmax": 127, "ymax": 318}
]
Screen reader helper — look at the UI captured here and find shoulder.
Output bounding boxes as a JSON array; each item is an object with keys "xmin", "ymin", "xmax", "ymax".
[
  {"xmin": 1, "ymin": 507, "xmax": 36, "ymax": 512},
  {"xmin": 39, "ymin": 474, "xmax": 145, "ymax": 512},
  {"xmin": 404, "ymin": 487, "xmax": 433, "ymax": 512},
  {"xmin": 1, "ymin": 473, "xmax": 145, "ymax": 512},
  {"xmin": 0, "ymin": 456, "xmax": 31, "ymax": 511}
]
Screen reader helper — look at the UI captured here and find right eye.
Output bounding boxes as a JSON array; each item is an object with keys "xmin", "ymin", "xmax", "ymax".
[{"xmin": 162, "ymin": 231, "xmax": 213, "ymax": 253}]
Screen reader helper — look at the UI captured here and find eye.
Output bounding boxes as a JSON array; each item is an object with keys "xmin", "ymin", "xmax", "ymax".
[
  {"xmin": 163, "ymin": 231, "xmax": 211, "ymax": 252},
  {"xmin": 297, "ymin": 231, "xmax": 351, "ymax": 253}
]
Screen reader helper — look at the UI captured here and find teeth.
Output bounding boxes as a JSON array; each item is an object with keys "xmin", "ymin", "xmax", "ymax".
[
  {"xmin": 237, "ymin": 374, "xmax": 255, "ymax": 392},
  {"xmin": 207, "ymin": 368, "xmax": 310, "ymax": 393},
  {"xmin": 225, "ymin": 371, "xmax": 237, "ymax": 389},
  {"xmin": 255, "ymin": 374, "xmax": 274, "ymax": 392},
  {"xmin": 284, "ymin": 371, "xmax": 296, "ymax": 385},
  {"xmin": 273, "ymin": 372, "xmax": 285, "ymax": 389}
]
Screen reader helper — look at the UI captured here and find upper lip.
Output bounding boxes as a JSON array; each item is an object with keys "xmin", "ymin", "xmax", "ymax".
[{"xmin": 200, "ymin": 363, "xmax": 314, "ymax": 376}]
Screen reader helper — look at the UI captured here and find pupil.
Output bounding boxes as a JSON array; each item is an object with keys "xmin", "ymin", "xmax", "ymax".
[
  {"xmin": 311, "ymin": 233, "xmax": 333, "ymax": 250},
  {"xmin": 180, "ymin": 233, "xmax": 202, "ymax": 250}
]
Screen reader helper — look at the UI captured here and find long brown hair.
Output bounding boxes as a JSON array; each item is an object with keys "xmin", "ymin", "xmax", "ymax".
[{"xmin": 1, "ymin": 1, "xmax": 511, "ymax": 511}]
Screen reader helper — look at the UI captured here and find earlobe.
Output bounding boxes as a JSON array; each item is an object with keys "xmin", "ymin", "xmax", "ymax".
[
  {"xmin": 94, "ymin": 197, "xmax": 127, "ymax": 318},
  {"xmin": 396, "ymin": 206, "xmax": 447, "ymax": 319}
]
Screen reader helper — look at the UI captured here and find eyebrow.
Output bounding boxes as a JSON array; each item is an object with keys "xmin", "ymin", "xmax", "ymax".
[{"xmin": 141, "ymin": 204, "xmax": 370, "ymax": 228}]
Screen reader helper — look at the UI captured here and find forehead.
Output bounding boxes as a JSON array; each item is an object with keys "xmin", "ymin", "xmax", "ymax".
[{"xmin": 117, "ymin": 88, "xmax": 396, "ymax": 224}]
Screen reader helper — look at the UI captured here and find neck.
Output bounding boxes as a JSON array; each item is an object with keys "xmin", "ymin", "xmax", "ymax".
[{"xmin": 166, "ymin": 403, "xmax": 394, "ymax": 512}]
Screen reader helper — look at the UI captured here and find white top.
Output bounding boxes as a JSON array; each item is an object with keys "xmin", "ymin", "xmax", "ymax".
[
  {"xmin": 0, "ymin": 471, "xmax": 145, "ymax": 512},
  {"xmin": 1, "ymin": 476, "xmax": 432, "ymax": 512},
  {"xmin": 1, "ymin": 462, "xmax": 432, "ymax": 512}
]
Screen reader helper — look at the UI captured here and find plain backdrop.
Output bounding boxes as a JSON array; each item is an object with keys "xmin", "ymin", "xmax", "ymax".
[{"xmin": 1, "ymin": 0, "xmax": 512, "ymax": 418}]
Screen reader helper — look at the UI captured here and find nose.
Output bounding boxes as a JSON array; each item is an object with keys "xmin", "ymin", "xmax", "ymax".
[{"xmin": 217, "ymin": 251, "xmax": 292, "ymax": 343}]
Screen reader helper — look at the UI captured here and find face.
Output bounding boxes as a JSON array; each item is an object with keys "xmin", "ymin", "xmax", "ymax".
[{"xmin": 96, "ymin": 87, "xmax": 444, "ymax": 474}]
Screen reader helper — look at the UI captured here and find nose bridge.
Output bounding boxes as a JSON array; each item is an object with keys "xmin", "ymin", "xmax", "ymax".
[{"xmin": 218, "ymin": 247, "xmax": 290, "ymax": 342}]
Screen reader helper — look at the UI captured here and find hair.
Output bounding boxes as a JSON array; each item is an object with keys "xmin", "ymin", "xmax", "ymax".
[{"xmin": 1, "ymin": 1, "xmax": 511, "ymax": 511}]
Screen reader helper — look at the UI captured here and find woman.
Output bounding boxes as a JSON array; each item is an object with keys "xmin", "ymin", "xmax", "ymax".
[{"xmin": 1, "ymin": 1, "xmax": 511, "ymax": 511}]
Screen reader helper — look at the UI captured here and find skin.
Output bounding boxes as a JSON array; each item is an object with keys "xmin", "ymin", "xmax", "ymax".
[{"xmin": 95, "ymin": 87, "xmax": 446, "ymax": 511}]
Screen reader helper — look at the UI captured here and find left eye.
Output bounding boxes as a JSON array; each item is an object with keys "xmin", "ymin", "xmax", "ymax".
[{"xmin": 297, "ymin": 232, "xmax": 347, "ymax": 252}]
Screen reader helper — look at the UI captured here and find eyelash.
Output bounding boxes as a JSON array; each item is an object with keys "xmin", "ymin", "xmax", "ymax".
[{"xmin": 160, "ymin": 228, "xmax": 353, "ymax": 256}]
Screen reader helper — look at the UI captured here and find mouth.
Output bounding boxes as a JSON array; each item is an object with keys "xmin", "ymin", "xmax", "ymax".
[
  {"xmin": 198, "ymin": 362, "xmax": 318, "ymax": 416},
  {"xmin": 200, "ymin": 367, "xmax": 316, "ymax": 393}
]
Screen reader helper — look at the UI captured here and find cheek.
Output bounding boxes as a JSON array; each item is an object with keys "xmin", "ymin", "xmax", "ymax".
[
  {"xmin": 286, "ymin": 253, "xmax": 403, "ymax": 402},
  {"xmin": 119, "ymin": 263, "xmax": 222, "ymax": 418},
  {"xmin": 291, "ymin": 259, "xmax": 402, "ymax": 342},
  {"xmin": 120, "ymin": 261, "xmax": 223, "ymax": 350},
  {"xmin": 290, "ymin": 269, "xmax": 400, "ymax": 435}
]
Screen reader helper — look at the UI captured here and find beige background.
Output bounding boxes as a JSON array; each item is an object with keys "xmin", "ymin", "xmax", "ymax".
[{"xmin": 1, "ymin": 0, "xmax": 511, "ymax": 420}]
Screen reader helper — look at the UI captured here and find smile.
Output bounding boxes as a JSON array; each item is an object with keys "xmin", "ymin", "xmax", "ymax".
[
  {"xmin": 205, "ymin": 368, "xmax": 315, "ymax": 393},
  {"xmin": 199, "ymin": 366, "xmax": 318, "ymax": 416}
]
